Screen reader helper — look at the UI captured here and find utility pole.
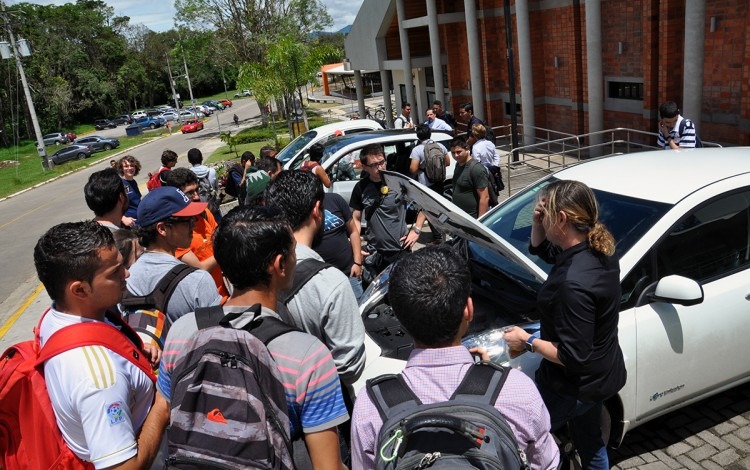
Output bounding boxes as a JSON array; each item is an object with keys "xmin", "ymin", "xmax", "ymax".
[
  {"xmin": 177, "ymin": 30, "xmax": 197, "ymax": 120},
  {"xmin": 0, "ymin": 2, "xmax": 49, "ymax": 169},
  {"xmin": 166, "ymin": 54, "xmax": 183, "ymax": 123}
]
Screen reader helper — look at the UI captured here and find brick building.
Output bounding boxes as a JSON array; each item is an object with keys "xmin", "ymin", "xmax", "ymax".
[{"xmin": 344, "ymin": 0, "xmax": 749, "ymax": 147}]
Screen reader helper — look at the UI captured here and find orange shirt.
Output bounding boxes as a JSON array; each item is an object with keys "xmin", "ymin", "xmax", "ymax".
[{"xmin": 175, "ymin": 210, "xmax": 229, "ymax": 302}]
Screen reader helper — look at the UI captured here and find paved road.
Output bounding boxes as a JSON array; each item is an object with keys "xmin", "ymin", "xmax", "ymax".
[{"xmin": 0, "ymin": 98, "xmax": 260, "ymax": 314}]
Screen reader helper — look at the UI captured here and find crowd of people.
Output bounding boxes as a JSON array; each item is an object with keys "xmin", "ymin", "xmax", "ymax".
[{"xmin": 9, "ymin": 95, "xmax": 666, "ymax": 470}]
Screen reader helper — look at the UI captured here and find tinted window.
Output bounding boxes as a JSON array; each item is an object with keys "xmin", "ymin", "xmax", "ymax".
[{"xmin": 276, "ymin": 130, "xmax": 318, "ymax": 164}]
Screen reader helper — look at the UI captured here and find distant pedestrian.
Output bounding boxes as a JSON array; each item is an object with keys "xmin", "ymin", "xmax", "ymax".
[
  {"xmin": 166, "ymin": 120, "xmax": 172, "ymax": 134},
  {"xmin": 233, "ymin": 113, "xmax": 239, "ymax": 127},
  {"xmin": 657, "ymin": 101, "xmax": 702, "ymax": 149},
  {"xmin": 117, "ymin": 155, "xmax": 142, "ymax": 227},
  {"xmin": 109, "ymin": 159, "xmax": 116, "ymax": 168}
]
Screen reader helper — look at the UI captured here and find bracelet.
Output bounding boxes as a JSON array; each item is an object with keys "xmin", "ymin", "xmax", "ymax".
[
  {"xmin": 413, "ymin": 227, "xmax": 422, "ymax": 234},
  {"xmin": 353, "ymin": 262, "xmax": 362, "ymax": 267}
]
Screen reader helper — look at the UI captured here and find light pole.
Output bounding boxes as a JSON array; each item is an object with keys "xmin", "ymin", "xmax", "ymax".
[
  {"xmin": 0, "ymin": 3, "xmax": 49, "ymax": 169},
  {"xmin": 166, "ymin": 54, "xmax": 184, "ymax": 124},
  {"xmin": 177, "ymin": 30, "xmax": 197, "ymax": 120}
]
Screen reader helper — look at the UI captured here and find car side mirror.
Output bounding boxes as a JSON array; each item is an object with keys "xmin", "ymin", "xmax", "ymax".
[{"xmin": 647, "ymin": 275, "xmax": 704, "ymax": 306}]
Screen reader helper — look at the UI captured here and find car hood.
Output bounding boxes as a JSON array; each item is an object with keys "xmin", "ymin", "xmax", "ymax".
[{"xmin": 381, "ymin": 170, "xmax": 546, "ymax": 283}]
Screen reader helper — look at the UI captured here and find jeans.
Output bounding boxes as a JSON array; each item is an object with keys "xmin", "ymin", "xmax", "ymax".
[
  {"xmin": 348, "ymin": 276, "xmax": 363, "ymax": 302},
  {"xmin": 537, "ymin": 383, "xmax": 609, "ymax": 470}
]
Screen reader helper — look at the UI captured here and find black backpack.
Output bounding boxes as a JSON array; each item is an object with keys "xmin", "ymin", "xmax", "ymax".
[
  {"xmin": 422, "ymin": 142, "xmax": 447, "ymax": 184},
  {"xmin": 121, "ymin": 264, "xmax": 197, "ymax": 350},
  {"xmin": 167, "ymin": 305, "xmax": 297, "ymax": 469},
  {"xmin": 224, "ymin": 164, "xmax": 244, "ymax": 198},
  {"xmin": 366, "ymin": 362, "xmax": 529, "ymax": 469},
  {"xmin": 466, "ymin": 159, "xmax": 499, "ymax": 208}
]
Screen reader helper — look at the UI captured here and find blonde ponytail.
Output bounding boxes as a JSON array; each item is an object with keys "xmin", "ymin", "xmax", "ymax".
[{"xmin": 588, "ymin": 221, "xmax": 616, "ymax": 256}]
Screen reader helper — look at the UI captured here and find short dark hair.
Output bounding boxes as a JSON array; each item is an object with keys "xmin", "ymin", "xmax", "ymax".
[
  {"xmin": 416, "ymin": 123, "xmax": 431, "ymax": 141},
  {"xmin": 84, "ymin": 168, "xmax": 126, "ymax": 217},
  {"xmin": 34, "ymin": 221, "xmax": 115, "ymax": 302},
  {"xmin": 117, "ymin": 155, "xmax": 141, "ymax": 176},
  {"xmin": 214, "ymin": 205, "xmax": 293, "ymax": 290},
  {"xmin": 241, "ymin": 151, "xmax": 256, "ymax": 165},
  {"xmin": 263, "ymin": 170, "xmax": 324, "ymax": 231},
  {"xmin": 113, "ymin": 229, "xmax": 140, "ymax": 268},
  {"xmin": 256, "ymin": 155, "xmax": 281, "ymax": 174},
  {"xmin": 187, "ymin": 148, "xmax": 203, "ymax": 165},
  {"xmin": 389, "ymin": 246, "xmax": 471, "ymax": 346},
  {"xmin": 260, "ymin": 146, "xmax": 276, "ymax": 158},
  {"xmin": 461, "ymin": 103, "xmax": 474, "ymax": 114},
  {"xmin": 433, "ymin": 100, "xmax": 443, "ymax": 106},
  {"xmin": 450, "ymin": 136, "xmax": 469, "ymax": 150},
  {"xmin": 164, "ymin": 167, "xmax": 198, "ymax": 190},
  {"xmin": 308, "ymin": 143, "xmax": 324, "ymax": 162},
  {"xmin": 659, "ymin": 101, "xmax": 679, "ymax": 119},
  {"xmin": 401, "ymin": 102, "xmax": 411, "ymax": 110},
  {"xmin": 360, "ymin": 143, "xmax": 384, "ymax": 165},
  {"xmin": 162, "ymin": 149, "xmax": 179, "ymax": 166}
]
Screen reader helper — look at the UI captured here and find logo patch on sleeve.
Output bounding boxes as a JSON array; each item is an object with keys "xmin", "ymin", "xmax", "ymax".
[{"xmin": 106, "ymin": 402, "xmax": 125, "ymax": 425}]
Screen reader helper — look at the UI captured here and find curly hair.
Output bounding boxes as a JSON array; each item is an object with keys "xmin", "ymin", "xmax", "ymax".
[{"xmin": 117, "ymin": 155, "xmax": 141, "ymax": 177}]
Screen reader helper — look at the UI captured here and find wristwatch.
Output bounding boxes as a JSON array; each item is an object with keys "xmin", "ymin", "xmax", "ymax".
[
  {"xmin": 412, "ymin": 227, "xmax": 422, "ymax": 234},
  {"xmin": 525, "ymin": 333, "xmax": 540, "ymax": 353}
]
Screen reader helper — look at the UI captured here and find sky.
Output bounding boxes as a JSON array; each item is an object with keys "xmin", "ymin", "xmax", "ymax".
[{"xmin": 10, "ymin": 0, "xmax": 363, "ymax": 33}]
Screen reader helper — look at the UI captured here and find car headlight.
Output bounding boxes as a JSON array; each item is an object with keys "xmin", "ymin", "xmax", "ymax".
[{"xmin": 359, "ymin": 263, "xmax": 395, "ymax": 309}]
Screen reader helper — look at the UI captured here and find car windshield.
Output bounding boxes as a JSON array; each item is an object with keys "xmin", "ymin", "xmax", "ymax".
[
  {"xmin": 473, "ymin": 177, "xmax": 672, "ymax": 283},
  {"xmin": 277, "ymin": 131, "xmax": 318, "ymax": 164}
]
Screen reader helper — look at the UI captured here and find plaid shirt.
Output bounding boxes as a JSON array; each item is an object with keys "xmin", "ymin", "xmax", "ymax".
[{"xmin": 351, "ymin": 346, "xmax": 560, "ymax": 470}]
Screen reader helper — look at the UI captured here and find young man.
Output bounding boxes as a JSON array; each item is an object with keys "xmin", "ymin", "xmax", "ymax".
[
  {"xmin": 424, "ymin": 108, "xmax": 453, "ymax": 132},
  {"xmin": 393, "ymin": 102, "xmax": 414, "ymax": 129},
  {"xmin": 227, "ymin": 152, "xmax": 252, "ymax": 205},
  {"xmin": 33, "ymin": 220, "xmax": 169, "ymax": 469},
  {"xmin": 84, "ymin": 167, "xmax": 129, "ymax": 232},
  {"xmin": 126, "ymin": 186, "xmax": 222, "ymax": 324},
  {"xmin": 433, "ymin": 99, "xmax": 457, "ymax": 129},
  {"xmin": 409, "ymin": 123, "xmax": 450, "ymax": 193},
  {"xmin": 164, "ymin": 168, "xmax": 229, "ymax": 301},
  {"xmin": 158, "ymin": 206, "xmax": 349, "ymax": 469},
  {"xmin": 451, "ymin": 137, "xmax": 490, "ymax": 218},
  {"xmin": 187, "ymin": 148, "xmax": 218, "ymax": 201},
  {"xmin": 264, "ymin": 170, "xmax": 365, "ymax": 388},
  {"xmin": 147, "ymin": 149, "xmax": 178, "ymax": 191},
  {"xmin": 657, "ymin": 100, "xmax": 701, "ymax": 149},
  {"xmin": 459, "ymin": 102, "xmax": 486, "ymax": 145},
  {"xmin": 351, "ymin": 246, "xmax": 560, "ymax": 470},
  {"xmin": 351, "ymin": 143, "xmax": 426, "ymax": 274}
]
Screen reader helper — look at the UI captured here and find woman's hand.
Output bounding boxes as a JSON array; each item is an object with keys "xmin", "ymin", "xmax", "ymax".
[
  {"xmin": 503, "ymin": 326, "xmax": 529, "ymax": 353},
  {"xmin": 141, "ymin": 344, "xmax": 162, "ymax": 368}
]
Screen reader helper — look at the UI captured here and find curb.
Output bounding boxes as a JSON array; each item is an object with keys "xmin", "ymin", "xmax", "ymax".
[{"xmin": 0, "ymin": 133, "xmax": 174, "ymax": 203}]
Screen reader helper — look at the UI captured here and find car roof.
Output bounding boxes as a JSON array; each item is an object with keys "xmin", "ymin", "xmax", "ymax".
[
  {"xmin": 556, "ymin": 148, "xmax": 750, "ymax": 204},
  {"xmin": 309, "ymin": 119, "xmax": 384, "ymax": 135},
  {"xmin": 322, "ymin": 128, "xmax": 451, "ymax": 147}
]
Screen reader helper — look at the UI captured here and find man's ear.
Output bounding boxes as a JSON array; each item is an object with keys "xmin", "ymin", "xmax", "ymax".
[
  {"xmin": 68, "ymin": 279, "xmax": 90, "ymax": 302},
  {"xmin": 464, "ymin": 296, "xmax": 474, "ymax": 324},
  {"xmin": 156, "ymin": 221, "xmax": 168, "ymax": 237},
  {"xmin": 313, "ymin": 200, "xmax": 323, "ymax": 219}
]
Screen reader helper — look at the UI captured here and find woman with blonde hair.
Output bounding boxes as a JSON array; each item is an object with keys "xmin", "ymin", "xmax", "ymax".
[{"xmin": 505, "ymin": 180, "xmax": 626, "ymax": 470}]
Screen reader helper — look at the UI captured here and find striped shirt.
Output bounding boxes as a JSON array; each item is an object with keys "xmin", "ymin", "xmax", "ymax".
[
  {"xmin": 351, "ymin": 347, "xmax": 560, "ymax": 470},
  {"xmin": 657, "ymin": 115, "xmax": 698, "ymax": 148},
  {"xmin": 158, "ymin": 305, "xmax": 348, "ymax": 437}
]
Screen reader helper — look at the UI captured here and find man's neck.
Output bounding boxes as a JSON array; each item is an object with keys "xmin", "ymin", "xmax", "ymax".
[
  {"xmin": 225, "ymin": 288, "xmax": 277, "ymax": 311},
  {"xmin": 294, "ymin": 228, "xmax": 315, "ymax": 248},
  {"xmin": 145, "ymin": 239, "xmax": 177, "ymax": 256},
  {"xmin": 55, "ymin": 301, "xmax": 106, "ymax": 321},
  {"xmin": 95, "ymin": 213, "xmax": 122, "ymax": 228}
]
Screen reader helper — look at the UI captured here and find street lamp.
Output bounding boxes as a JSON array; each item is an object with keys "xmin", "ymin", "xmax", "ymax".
[{"xmin": 0, "ymin": 5, "xmax": 49, "ymax": 169}]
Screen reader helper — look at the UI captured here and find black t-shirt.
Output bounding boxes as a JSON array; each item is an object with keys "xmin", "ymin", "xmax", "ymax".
[
  {"xmin": 314, "ymin": 193, "xmax": 354, "ymax": 274},
  {"xmin": 349, "ymin": 176, "xmax": 407, "ymax": 254}
]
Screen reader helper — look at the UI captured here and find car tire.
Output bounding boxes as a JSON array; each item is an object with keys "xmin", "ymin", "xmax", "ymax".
[
  {"xmin": 77, "ymin": 153, "xmax": 86, "ymax": 160},
  {"xmin": 103, "ymin": 144, "xmax": 112, "ymax": 151},
  {"xmin": 149, "ymin": 123, "xmax": 156, "ymax": 129}
]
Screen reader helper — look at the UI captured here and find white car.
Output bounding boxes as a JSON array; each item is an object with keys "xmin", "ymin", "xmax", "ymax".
[
  {"xmin": 278, "ymin": 119, "xmax": 385, "ymax": 170},
  {"xmin": 291, "ymin": 128, "xmax": 454, "ymax": 205},
  {"xmin": 356, "ymin": 148, "xmax": 750, "ymax": 448}
]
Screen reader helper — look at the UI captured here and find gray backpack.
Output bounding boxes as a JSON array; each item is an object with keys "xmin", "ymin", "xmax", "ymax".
[
  {"xmin": 422, "ymin": 142, "xmax": 446, "ymax": 184},
  {"xmin": 167, "ymin": 305, "xmax": 296, "ymax": 469},
  {"xmin": 366, "ymin": 362, "xmax": 529, "ymax": 469},
  {"xmin": 196, "ymin": 173, "xmax": 213, "ymax": 202}
]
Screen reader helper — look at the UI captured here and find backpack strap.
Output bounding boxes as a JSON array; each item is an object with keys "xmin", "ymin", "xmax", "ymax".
[
  {"xmin": 279, "ymin": 258, "xmax": 332, "ymax": 305},
  {"xmin": 450, "ymin": 362, "xmax": 510, "ymax": 406},
  {"xmin": 248, "ymin": 316, "xmax": 300, "ymax": 346},
  {"xmin": 195, "ymin": 305, "xmax": 228, "ymax": 330},
  {"xmin": 366, "ymin": 374, "xmax": 423, "ymax": 423},
  {"xmin": 36, "ymin": 321, "xmax": 157, "ymax": 382},
  {"xmin": 196, "ymin": 304, "xmax": 299, "ymax": 346},
  {"xmin": 121, "ymin": 264, "xmax": 197, "ymax": 311}
]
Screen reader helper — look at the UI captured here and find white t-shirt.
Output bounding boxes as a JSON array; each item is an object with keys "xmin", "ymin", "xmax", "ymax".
[{"xmin": 39, "ymin": 308, "xmax": 155, "ymax": 469}]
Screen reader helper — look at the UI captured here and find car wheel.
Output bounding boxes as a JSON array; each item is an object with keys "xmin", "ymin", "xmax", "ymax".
[
  {"xmin": 103, "ymin": 144, "xmax": 112, "ymax": 151},
  {"xmin": 77, "ymin": 153, "xmax": 86, "ymax": 160},
  {"xmin": 149, "ymin": 123, "xmax": 156, "ymax": 129}
]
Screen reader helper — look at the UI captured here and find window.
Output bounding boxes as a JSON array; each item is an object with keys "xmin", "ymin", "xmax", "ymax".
[
  {"xmin": 504, "ymin": 102, "xmax": 521, "ymax": 117},
  {"xmin": 655, "ymin": 190, "xmax": 750, "ymax": 282},
  {"xmin": 608, "ymin": 81, "xmax": 643, "ymax": 101}
]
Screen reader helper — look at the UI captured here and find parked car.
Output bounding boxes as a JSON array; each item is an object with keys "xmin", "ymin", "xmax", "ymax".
[
  {"xmin": 161, "ymin": 111, "xmax": 179, "ymax": 122},
  {"xmin": 181, "ymin": 119, "xmax": 204, "ymax": 134},
  {"xmin": 233, "ymin": 90, "xmax": 252, "ymax": 97},
  {"xmin": 43, "ymin": 132, "xmax": 69, "ymax": 146},
  {"xmin": 133, "ymin": 116, "xmax": 163, "ymax": 129},
  {"xmin": 279, "ymin": 119, "xmax": 386, "ymax": 169},
  {"xmin": 48, "ymin": 144, "xmax": 92, "ymax": 167},
  {"xmin": 131, "ymin": 110, "xmax": 147, "ymax": 119},
  {"xmin": 111, "ymin": 115, "xmax": 133, "ymax": 125},
  {"xmin": 219, "ymin": 98, "xmax": 233, "ymax": 108},
  {"xmin": 75, "ymin": 135, "xmax": 120, "ymax": 152},
  {"xmin": 94, "ymin": 119, "xmax": 116, "ymax": 130},
  {"xmin": 179, "ymin": 109, "xmax": 203, "ymax": 120},
  {"xmin": 355, "ymin": 148, "xmax": 750, "ymax": 449},
  {"xmin": 201, "ymin": 100, "xmax": 218, "ymax": 111}
]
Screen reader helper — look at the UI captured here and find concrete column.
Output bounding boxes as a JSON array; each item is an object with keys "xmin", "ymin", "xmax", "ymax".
[
  {"xmin": 515, "ymin": 0, "xmax": 535, "ymax": 146},
  {"xmin": 396, "ymin": 0, "xmax": 417, "ymax": 117},
  {"xmin": 464, "ymin": 0, "xmax": 484, "ymax": 119},
  {"xmin": 427, "ymin": 0, "xmax": 444, "ymax": 105},
  {"xmin": 354, "ymin": 70, "xmax": 366, "ymax": 118},
  {"xmin": 380, "ymin": 69, "xmax": 394, "ymax": 126},
  {"xmin": 585, "ymin": 0, "xmax": 603, "ymax": 157},
  {"xmin": 683, "ymin": 0, "xmax": 705, "ymax": 131}
]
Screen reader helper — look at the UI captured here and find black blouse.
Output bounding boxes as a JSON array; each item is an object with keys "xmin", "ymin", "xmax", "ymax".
[{"xmin": 530, "ymin": 239, "xmax": 627, "ymax": 402}]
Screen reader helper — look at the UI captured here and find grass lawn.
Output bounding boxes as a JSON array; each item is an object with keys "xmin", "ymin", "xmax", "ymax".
[{"xmin": 0, "ymin": 129, "xmax": 170, "ymax": 199}]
